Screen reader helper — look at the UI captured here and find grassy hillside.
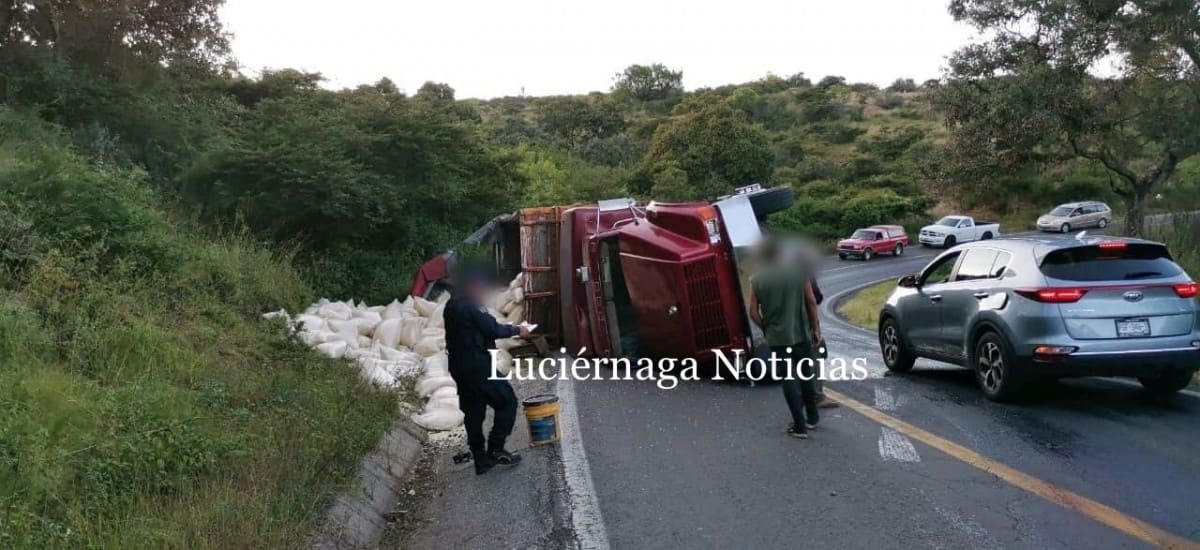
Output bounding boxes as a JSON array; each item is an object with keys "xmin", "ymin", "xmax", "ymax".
[{"xmin": 0, "ymin": 109, "xmax": 396, "ymax": 547}]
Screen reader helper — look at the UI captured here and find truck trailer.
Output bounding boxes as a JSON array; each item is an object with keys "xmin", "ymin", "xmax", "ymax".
[{"xmin": 410, "ymin": 185, "xmax": 795, "ymax": 366}]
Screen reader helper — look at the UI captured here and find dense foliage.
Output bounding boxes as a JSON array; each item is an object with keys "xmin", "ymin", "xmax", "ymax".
[{"xmin": 940, "ymin": 0, "xmax": 1200, "ymax": 235}]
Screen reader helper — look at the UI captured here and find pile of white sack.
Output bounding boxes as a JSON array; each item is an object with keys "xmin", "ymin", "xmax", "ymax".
[{"xmin": 262, "ymin": 273, "xmax": 529, "ymax": 432}]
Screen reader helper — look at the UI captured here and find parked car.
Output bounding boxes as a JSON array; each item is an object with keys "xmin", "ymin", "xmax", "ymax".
[
  {"xmin": 838, "ymin": 225, "xmax": 908, "ymax": 261},
  {"xmin": 1036, "ymin": 201, "xmax": 1112, "ymax": 233},
  {"xmin": 919, "ymin": 216, "xmax": 1000, "ymax": 248},
  {"xmin": 877, "ymin": 236, "xmax": 1200, "ymax": 401}
]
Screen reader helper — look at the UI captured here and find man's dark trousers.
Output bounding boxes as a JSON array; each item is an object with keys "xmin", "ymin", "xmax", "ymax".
[
  {"xmin": 773, "ymin": 343, "xmax": 819, "ymax": 432},
  {"xmin": 452, "ymin": 371, "xmax": 518, "ymax": 454}
]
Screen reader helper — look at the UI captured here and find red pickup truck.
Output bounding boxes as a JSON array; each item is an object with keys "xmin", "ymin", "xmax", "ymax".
[
  {"xmin": 836, "ymin": 225, "xmax": 908, "ymax": 261},
  {"xmin": 410, "ymin": 185, "xmax": 794, "ymax": 366}
]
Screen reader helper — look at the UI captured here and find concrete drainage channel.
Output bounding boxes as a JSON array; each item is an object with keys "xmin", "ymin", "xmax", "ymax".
[{"xmin": 311, "ymin": 417, "xmax": 428, "ymax": 549}]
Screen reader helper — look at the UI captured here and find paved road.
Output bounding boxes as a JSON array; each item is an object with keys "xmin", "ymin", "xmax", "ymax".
[{"xmin": 573, "ymin": 231, "xmax": 1200, "ymax": 549}]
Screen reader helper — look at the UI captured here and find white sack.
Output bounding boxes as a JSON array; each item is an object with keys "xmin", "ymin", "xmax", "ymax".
[
  {"xmin": 426, "ymin": 304, "xmax": 445, "ymax": 329},
  {"xmin": 383, "ymin": 299, "xmax": 405, "ymax": 319},
  {"xmin": 424, "ymin": 352, "xmax": 449, "ymax": 376},
  {"xmin": 412, "ymin": 409, "xmax": 464, "ymax": 431},
  {"xmin": 413, "ymin": 297, "xmax": 438, "ymax": 318},
  {"xmin": 416, "ymin": 375, "xmax": 456, "ymax": 397},
  {"xmin": 505, "ymin": 304, "xmax": 525, "ymax": 324},
  {"xmin": 430, "ymin": 386, "xmax": 457, "ymax": 399},
  {"xmin": 413, "ymin": 337, "xmax": 441, "ymax": 357},
  {"xmin": 296, "ymin": 314, "xmax": 326, "ymax": 332},
  {"xmin": 373, "ymin": 319, "xmax": 403, "ymax": 348},
  {"xmin": 398, "ymin": 317, "xmax": 427, "ymax": 348},
  {"xmin": 262, "ymin": 309, "xmax": 290, "ymax": 321},
  {"xmin": 511, "ymin": 287, "xmax": 525, "ymax": 303},
  {"xmin": 316, "ymin": 341, "xmax": 348, "ymax": 359},
  {"xmin": 425, "ymin": 396, "xmax": 460, "ymax": 412}
]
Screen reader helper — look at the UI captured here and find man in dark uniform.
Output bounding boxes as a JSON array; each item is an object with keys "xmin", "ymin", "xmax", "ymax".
[{"xmin": 444, "ymin": 270, "xmax": 531, "ymax": 475}]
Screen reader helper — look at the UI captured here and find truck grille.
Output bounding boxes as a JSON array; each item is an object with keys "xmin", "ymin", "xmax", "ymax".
[{"xmin": 684, "ymin": 259, "xmax": 727, "ymax": 350}]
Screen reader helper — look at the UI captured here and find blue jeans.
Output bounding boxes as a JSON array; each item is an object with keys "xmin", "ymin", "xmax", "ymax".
[{"xmin": 772, "ymin": 344, "xmax": 819, "ymax": 432}]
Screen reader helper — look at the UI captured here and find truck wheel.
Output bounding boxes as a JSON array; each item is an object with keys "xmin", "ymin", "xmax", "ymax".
[
  {"xmin": 838, "ymin": 253, "xmax": 847, "ymax": 260},
  {"xmin": 944, "ymin": 235, "xmax": 957, "ymax": 248},
  {"xmin": 879, "ymin": 317, "xmax": 915, "ymax": 373},
  {"xmin": 973, "ymin": 331, "xmax": 1024, "ymax": 402},
  {"xmin": 1138, "ymin": 371, "xmax": 1193, "ymax": 395},
  {"xmin": 1060, "ymin": 223, "xmax": 1071, "ymax": 233},
  {"xmin": 981, "ymin": 232, "xmax": 993, "ymax": 240},
  {"xmin": 863, "ymin": 248, "xmax": 874, "ymax": 261},
  {"xmin": 747, "ymin": 187, "xmax": 795, "ymax": 219},
  {"xmin": 893, "ymin": 243, "xmax": 904, "ymax": 256}
]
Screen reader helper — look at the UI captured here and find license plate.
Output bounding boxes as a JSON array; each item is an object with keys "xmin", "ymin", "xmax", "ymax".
[{"xmin": 1116, "ymin": 318, "xmax": 1150, "ymax": 338}]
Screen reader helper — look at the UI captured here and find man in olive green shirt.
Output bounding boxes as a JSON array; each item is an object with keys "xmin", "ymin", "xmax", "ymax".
[{"xmin": 749, "ymin": 241, "xmax": 823, "ymax": 439}]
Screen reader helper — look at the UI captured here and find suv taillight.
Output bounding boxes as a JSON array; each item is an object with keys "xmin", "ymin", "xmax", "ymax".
[
  {"xmin": 1015, "ymin": 288, "xmax": 1088, "ymax": 303},
  {"xmin": 1174, "ymin": 282, "xmax": 1199, "ymax": 298}
]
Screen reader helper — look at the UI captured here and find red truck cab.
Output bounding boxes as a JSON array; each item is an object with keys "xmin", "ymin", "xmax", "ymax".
[
  {"xmin": 837, "ymin": 224, "xmax": 908, "ymax": 261},
  {"xmin": 413, "ymin": 186, "xmax": 795, "ymax": 366}
]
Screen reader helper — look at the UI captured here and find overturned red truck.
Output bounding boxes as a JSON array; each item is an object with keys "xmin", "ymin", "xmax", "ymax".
[{"xmin": 410, "ymin": 185, "xmax": 795, "ymax": 365}]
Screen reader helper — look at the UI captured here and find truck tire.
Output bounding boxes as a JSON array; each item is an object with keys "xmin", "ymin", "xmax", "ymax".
[
  {"xmin": 981, "ymin": 232, "xmax": 993, "ymax": 240},
  {"xmin": 747, "ymin": 187, "xmax": 794, "ymax": 219},
  {"xmin": 863, "ymin": 248, "xmax": 874, "ymax": 261},
  {"xmin": 893, "ymin": 243, "xmax": 904, "ymax": 256},
  {"xmin": 944, "ymin": 235, "xmax": 957, "ymax": 248}
]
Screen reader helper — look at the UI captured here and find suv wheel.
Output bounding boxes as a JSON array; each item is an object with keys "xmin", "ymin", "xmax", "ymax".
[
  {"xmin": 1137, "ymin": 371, "xmax": 1193, "ymax": 395},
  {"xmin": 1098, "ymin": 218, "xmax": 1109, "ymax": 229},
  {"xmin": 973, "ymin": 332, "xmax": 1023, "ymax": 401},
  {"xmin": 893, "ymin": 243, "xmax": 904, "ymax": 256},
  {"xmin": 1060, "ymin": 222, "xmax": 1071, "ymax": 233},
  {"xmin": 863, "ymin": 248, "xmax": 874, "ymax": 261},
  {"xmin": 879, "ymin": 317, "xmax": 915, "ymax": 373}
]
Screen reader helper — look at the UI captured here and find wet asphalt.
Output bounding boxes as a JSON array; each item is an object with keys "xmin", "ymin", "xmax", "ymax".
[{"xmin": 574, "ymin": 231, "xmax": 1200, "ymax": 549}]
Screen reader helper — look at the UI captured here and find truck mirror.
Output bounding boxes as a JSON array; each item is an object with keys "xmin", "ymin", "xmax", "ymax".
[{"xmin": 898, "ymin": 274, "xmax": 919, "ymax": 288}]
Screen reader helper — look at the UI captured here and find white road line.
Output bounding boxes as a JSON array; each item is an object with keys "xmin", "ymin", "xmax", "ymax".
[
  {"xmin": 873, "ymin": 386, "xmax": 899, "ymax": 411},
  {"xmin": 878, "ymin": 426, "xmax": 921, "ymax": 462},
  {"xmin": 556, "ymin": 376, "xmax": 611, "ymax": 550}
]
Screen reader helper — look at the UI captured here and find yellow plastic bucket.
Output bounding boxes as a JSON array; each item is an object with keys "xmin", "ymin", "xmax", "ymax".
[{"xmin": 522, "ymin": 394, "xmax": 561, "ymax": 446}]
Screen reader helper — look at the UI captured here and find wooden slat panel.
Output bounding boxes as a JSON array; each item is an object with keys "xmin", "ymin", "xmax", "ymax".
[{"xmin": 520, "ymin": 207, "xmax": 563, "ymax": 346}]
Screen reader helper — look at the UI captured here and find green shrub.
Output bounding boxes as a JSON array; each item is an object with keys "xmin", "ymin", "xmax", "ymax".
[{"xmin": 0, "ymin": 109, "xmax": 395, "ymax": 547}]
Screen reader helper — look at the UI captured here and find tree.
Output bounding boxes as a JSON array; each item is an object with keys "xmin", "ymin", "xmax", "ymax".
[
  {"xmin": 940, "ymin": 0, "xmax": 1200, "ymax": 235},
  {"xmin": 640, "ymin": 95, "xmax": 772, "ymax": 200},
  {"xmin": 535, "ymin": 95, "xmax": 625, "ymax": 145},
  {"xmin": 612, "ymin": 63, "xmax": 683, "ymax": 101},
  {"xmin": 1, "ymin": 0, "xmax": 228, "ymax": 78},
  {"xmin": 886, "ymin": 78, "xmax": 917, "ymax": 93}
]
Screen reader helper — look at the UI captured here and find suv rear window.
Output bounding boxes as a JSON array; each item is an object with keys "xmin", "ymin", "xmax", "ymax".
[{"xmin": 1040, "ymin": 243, "xmax": 1184, "ymax": 282}]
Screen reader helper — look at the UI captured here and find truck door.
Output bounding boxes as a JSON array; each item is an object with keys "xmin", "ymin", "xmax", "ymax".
[{"xmin": 583, "ymin": 238, "xmax": 616, "ymax": 357}]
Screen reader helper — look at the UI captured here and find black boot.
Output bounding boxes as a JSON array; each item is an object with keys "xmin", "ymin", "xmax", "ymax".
[
  {"xmin": 473, "ymin": 449, "xmax": 496, "ymax": 475},
  {"xmin": 488, "ymin": 446, "xmax": 522, "ymax": 467}
]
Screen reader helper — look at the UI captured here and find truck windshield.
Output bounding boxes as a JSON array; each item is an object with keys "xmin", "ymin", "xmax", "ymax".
[
  {"xmin": 852, "ymin": 230, "xmax": 877, "ymax": 240},
  {"xmin": 935, "ymin": 217, "xmax": 961, "ymax": 227}
]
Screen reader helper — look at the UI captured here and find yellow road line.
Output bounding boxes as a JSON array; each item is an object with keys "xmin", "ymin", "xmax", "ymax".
[{"xmin": 825, "ymin": 389, "xmax": 1200, "ymax": 550}]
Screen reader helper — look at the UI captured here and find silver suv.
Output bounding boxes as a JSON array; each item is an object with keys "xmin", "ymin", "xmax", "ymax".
[
  {"xmin": 1036, "ymin": 201, "xmax": 1112, "ymax": 233},
  {"xmin": 877, "ymin": 236, "xmax": 1200, "ymax": 401}
]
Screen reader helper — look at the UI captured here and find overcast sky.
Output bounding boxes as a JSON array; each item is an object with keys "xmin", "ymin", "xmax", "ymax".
[{"xmin": 220, "ymin": 0, "xmax": 980, "ymax": 99}]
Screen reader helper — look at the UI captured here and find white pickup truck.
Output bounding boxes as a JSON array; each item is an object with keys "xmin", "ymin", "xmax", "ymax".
[{"xmin": 918, "ymin": 215, "xmax": 1000, "ymax": 248}]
